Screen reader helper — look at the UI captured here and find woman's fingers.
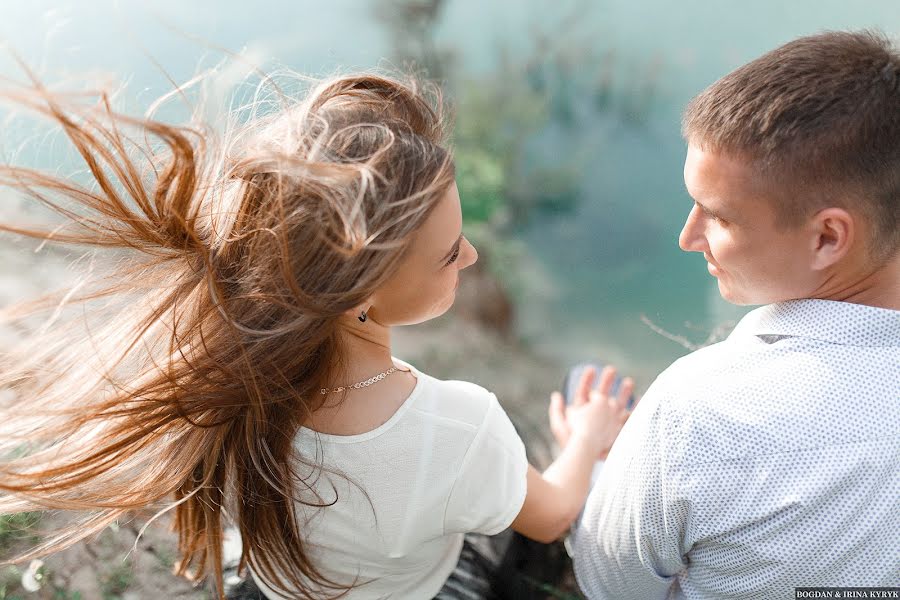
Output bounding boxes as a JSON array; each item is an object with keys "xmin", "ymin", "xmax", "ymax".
[
  {"xmin": 574, "ymin": 366, "xmax": 597, "ymax": 406},
  {"xmin": 612, "ymin": 376, "xmax": 634, "ymax": 411},
  {"xmin": 549, "ymin": 391, "xmax": 570, "ymax": 444},
  {"xmin": 594, "ymin": 365, "xmax": 617, "ymax": 398},
  {"xmin": 626, "ymin": 380, "xmax": 641, "ymax": 415}
]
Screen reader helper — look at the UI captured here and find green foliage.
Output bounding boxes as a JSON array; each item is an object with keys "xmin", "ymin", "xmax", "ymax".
[
  {"xmin": 454, "ymin": 148, "xmax": 505, "ymax": 223},
  {"xmin": 52, "ymin": 588, "xmax": 83, "ymax": 600},
  {"xmin": 452, "ymin": 74, "xmax": 556, "ymax": 226},
  {"xmin": 0, "ymin": 566, "xmax": 23, "ymax": 600},
  {"xmin": 100, "ymin": 560, "xmax": 133, "ymax": 600},
  {"xmin": 0, "ymin": 512, "xmax": 41, "ymax": 552},
  {"xmin": 152, "ymin": 545, "xmax": 177, "ymax": 570},
  {"xmin": 373, "ymin": 0, "xmax": 593, "ymax": 228}
]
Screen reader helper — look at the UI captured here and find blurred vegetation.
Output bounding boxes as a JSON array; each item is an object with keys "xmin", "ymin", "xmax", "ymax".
[
  {"xmin": 374, "ymin": 0, "xmax": 658, "ymax": 232},
  {"xmin": 0, "ymin": 512, "xmax": 41, "ymax": 554},
  {"xmin": 99, "ymin": 559, "xmax": 133, "ymax": 600},
  {"xmin": 374, "ymin": 0, "xmax": 659, "ymax": 322}
]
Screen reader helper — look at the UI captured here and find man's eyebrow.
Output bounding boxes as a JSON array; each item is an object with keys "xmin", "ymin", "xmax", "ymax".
[
  {"xmin": 695, "ymin": 199, "xmax": 724, "ymax": 219},
  {"xmin": 440, "ymin": 234, "xmax": 463, "ymax": 263}
]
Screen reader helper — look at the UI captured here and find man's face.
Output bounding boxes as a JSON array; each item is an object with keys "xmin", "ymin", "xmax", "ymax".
[{"xmin": 680, "ymin": 145, "xmax": 820, "ymax": 305}]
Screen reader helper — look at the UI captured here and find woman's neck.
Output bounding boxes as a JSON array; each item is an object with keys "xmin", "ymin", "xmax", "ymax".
[
  {"xmin": 334, "ymin": 315, "xmax": 395, "ymax": 386},
  {"xmin": 306, "ymin": 315, "xmax": 415, "ymax": 436}
]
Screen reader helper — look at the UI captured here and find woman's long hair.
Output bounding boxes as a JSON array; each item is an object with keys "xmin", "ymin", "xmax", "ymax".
[{"xmin": 0, "ymin": 70, "xmax": 454, "ymax": 598}]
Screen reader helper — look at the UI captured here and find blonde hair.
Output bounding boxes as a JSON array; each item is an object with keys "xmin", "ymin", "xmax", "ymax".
[{"xmin": 0, "ymin": 72, "xmax": 454, "ymax": 598}]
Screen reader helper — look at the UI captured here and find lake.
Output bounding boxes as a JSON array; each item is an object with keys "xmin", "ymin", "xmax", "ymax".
[{"xmin": 1, "ymin": 0, "xmax": 897, "ymax": 386}]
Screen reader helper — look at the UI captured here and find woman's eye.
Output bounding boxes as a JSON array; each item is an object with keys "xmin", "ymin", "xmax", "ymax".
[{"xmin": 445, "ymin": 246, "xmax": 461, "ymax": 266}]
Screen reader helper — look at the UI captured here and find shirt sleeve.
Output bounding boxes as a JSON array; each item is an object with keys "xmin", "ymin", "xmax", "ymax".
[
  {"xmin": 443, "ymin": 393, "xmax": 529, "ymax": 536},
  {"xmin": 572, "ymin": 379, "xmax": 689, "ymax": 600}
]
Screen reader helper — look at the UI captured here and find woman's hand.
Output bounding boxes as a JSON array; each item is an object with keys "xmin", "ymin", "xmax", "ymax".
[
  {"xmin": 548, "ymin": 366, "xmax": 636, "ymax": 459},
  {"xmin": 513, "ymin": 366, "xmax": 638, "ymax": 543}
]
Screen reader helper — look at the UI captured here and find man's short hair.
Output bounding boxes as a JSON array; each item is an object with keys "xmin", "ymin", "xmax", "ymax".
[{"xmin": 683, "ymin": 30, "xmax": 900, "ymax": 260}]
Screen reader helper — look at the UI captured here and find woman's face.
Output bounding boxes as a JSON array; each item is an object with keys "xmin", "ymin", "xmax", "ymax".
[{"xmin": 368, "ymin": 182, "xmax": 478, "ymax": 326}]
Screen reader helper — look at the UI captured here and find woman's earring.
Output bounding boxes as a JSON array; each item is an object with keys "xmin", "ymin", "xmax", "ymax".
[{"xmin": 358, "ymin": 310, "xmax": 368, "ymax": 323}]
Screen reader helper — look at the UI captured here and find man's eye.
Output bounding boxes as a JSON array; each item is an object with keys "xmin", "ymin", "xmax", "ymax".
[
  {"xmin": 446, "ymin": 247, "xmax": 460, "ymax": 265},
  {"xmin": 698, "ymin": 204, "xmax": 725, "ymax": 224}
]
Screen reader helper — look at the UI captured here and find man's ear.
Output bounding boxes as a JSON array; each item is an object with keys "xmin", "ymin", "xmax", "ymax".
[{"xmin": 810, "ymin": 207, "xmax": 855, "ymax": 271}]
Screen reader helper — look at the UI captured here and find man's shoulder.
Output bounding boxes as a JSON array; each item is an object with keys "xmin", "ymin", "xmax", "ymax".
[
  {"xmin": 652, "ymin": 335, "xmax": 762, "ymax": 394},
  {"xmin": 643, "ymin": 325, "xmax": 898, "ymax": 466},
  {"xmin": 635, "ymin": 345, "xmax": 778, "ymax": 469}
]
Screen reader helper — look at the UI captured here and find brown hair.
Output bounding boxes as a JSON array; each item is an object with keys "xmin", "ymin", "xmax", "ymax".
[
  {"xmin": 682, "ymin": 30, "xmax": 900, "ymax": 260},
  {"xmin": 0, "ymin": 71, "xmax": 453, "ymax": 598}
]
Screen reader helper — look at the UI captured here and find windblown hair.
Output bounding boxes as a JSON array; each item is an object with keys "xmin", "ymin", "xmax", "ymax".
[
  {"xmin": 683, "ymin": 30, "xmax": 900, "ymax": 260},
  {"xmin": 0, "ymin": 71, "xmax": 454, "ymax": 598}
]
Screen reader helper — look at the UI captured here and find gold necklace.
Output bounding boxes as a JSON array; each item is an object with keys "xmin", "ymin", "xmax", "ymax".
[{"xmin": 319, "ymin": 366, "xmax": 399, "ymax": 395}]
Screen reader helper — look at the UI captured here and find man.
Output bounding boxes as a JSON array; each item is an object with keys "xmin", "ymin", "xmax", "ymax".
[{"xmin": 573, "ymin": 31, "xmax": 900, "ymax": 599}]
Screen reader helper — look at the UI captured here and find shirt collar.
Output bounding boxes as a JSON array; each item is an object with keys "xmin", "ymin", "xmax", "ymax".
[{"xmin": 729, "ymin": 299, "xmax": 900, "ymax": 347}]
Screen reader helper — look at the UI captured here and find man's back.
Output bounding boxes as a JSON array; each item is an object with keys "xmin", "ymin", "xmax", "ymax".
[{"xmin": 573, "ymin": 300, "xmax": 900, "ymax": 599}]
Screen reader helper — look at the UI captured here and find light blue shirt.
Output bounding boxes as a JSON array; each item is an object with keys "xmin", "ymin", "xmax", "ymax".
[{"xmin": 573, "ymin": 299, "xmax": 900, "ymax": 599}]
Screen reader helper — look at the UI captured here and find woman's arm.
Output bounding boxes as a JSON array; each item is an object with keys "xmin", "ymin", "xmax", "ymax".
[
  {"xmin": 511, "ymin": 449, "xmax": 599, "ymax": 543},
  {"xmin": 511, "ymin": 366, "xmax": 635, "ymax": 543}
]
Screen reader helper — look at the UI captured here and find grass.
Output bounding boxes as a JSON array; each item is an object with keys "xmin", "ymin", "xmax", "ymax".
[
  {"xmin": 99, "ymin": 560, "xmax": 133, "ymax": 600},
  {"xmin": 0, "ymin": 563, "xmax": 87, "ymax": 600},
  {"xmin": 0, "ymin": 512, "xmax": 41, "ymax": 554},
  {"xmin": 0, "ymin": 566, "xmax": 23, "ymax": 600},
  {"xmin": 0, "ymin": 511, "xmax": 43, "ymax": 599}
]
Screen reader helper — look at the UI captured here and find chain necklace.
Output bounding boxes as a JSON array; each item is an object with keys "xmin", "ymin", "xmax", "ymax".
[{"xmin": 319, "ymin": 366, "xmax": 399, "ymax": 395}]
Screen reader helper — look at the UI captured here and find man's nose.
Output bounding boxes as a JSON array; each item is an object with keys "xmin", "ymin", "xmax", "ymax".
[{"xmin": 678, "ymin": 204, "xmax": 706, "ymax": 252}]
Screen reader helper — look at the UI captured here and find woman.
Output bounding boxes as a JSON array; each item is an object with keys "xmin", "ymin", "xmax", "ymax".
[{"xmin": 0, "ymin": 72, "xmax": 633, "ymax": 599}]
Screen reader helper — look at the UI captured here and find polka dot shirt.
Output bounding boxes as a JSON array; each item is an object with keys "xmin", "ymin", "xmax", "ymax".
[{"xmin": 573, "ymin": 299, "xmax": 900, "ymax": 599}]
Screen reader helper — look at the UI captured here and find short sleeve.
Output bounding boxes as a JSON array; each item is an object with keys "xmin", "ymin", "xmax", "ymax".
[{"xmin": 443, "ymin": 394, "xmax": 528, "ymax": 536}]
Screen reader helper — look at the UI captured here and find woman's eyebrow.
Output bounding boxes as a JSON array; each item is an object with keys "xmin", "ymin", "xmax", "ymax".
[{"xmin": 439, "ymin": 234, "xmax": 463, "ymax": 264}]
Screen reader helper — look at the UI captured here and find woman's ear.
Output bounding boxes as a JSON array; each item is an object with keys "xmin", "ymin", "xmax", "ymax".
[
  {"xmin": 344, "ymin": 302, "xmax": 373, "ymax": 320},
  {"xmin": 810, "ymin": 207, "xmax": 855, "ymax": 271}
]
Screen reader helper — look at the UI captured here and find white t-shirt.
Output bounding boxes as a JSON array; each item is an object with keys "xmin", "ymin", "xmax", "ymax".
[{"xmin": 252, "ymin": 359, "xmax": 529, "ymax": 599}]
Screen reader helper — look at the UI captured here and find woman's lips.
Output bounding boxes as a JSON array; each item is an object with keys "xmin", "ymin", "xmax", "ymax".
[{"xmin": 704, "ymin": 255, "xmax": 721, "ymax": 276}]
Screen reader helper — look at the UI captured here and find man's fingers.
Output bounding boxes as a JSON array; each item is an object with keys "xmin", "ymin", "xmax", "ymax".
[{"xmin": 574, "ymin": 367, "xmax": 597, "ymax": 407}]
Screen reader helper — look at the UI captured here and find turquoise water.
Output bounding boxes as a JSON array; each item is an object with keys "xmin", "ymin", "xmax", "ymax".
[
  {"xmin": 1, "ymin": 0, "xmax": 897, "ymax": 386},
  {"xmin": 506, "ymin": 1, "xmax": 900, "ymax": 383}
]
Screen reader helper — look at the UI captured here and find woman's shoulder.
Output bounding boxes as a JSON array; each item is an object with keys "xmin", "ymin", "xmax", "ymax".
[{"xmin": 399, "ymin": 358, "xmax": 502, "ymax": 430}]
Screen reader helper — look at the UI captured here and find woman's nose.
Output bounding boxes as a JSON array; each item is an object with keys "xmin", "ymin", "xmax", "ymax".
[{"xmin": 459, "ymin": 236, "xmax": 478, "ymax": 269}]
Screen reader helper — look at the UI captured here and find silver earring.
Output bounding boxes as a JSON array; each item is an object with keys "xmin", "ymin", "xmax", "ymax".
[{"xmin": 358, "ymin": 310, "xmax": 367, "ymax": 323}]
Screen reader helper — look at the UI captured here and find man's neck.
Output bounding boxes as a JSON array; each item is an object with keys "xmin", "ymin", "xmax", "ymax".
[{"xmin": 812, "ymin": 252, "xmax": 900, "ymax": 310}]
